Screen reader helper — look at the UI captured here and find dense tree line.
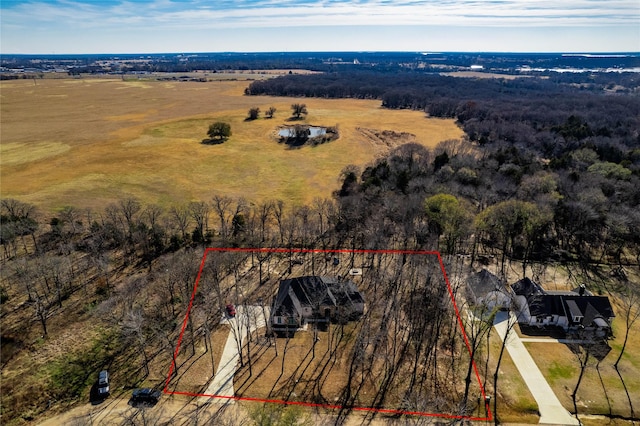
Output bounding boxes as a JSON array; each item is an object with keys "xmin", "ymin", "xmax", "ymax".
[
  {"xmin": 246, "ymin": 71, "xmax": 640, "ymax": 189},
  {"xmin": 333, "ymin": 140, "xmax": 639, "ymax": 269},
  {"xmin": 246, "ymin": 70, "xmax": 639, "ymax": 101},
  {"xmin": 247, "ymin": 71, "xmax": 640, "ymax": 268},
  {"xmin": 5, "ymin": 52, "xmax": 638, "ymax": 76}
]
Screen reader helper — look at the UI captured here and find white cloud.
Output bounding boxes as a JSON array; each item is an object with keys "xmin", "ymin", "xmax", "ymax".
[
  {"xmin": 1, "ymin": 0, "xmax": 638, "ymax": 53},
  {"xmin": 3, "ymin": 0, "xmax": 638, "ymax": 29}
]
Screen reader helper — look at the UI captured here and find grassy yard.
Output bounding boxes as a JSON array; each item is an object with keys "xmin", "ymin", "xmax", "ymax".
[
  {"xmin": 521, "ymin": 296, "xmax": 640, "ymax": 421},
  {"xmin": 481, "ymin": 329, "xmax": 540, "ymax": 424},
  {"xmin": 524, "ymin": 340, "xmax": 640, "ymax": 420},
  {"xmin": 0, "ymin": 78, "xmax": 463, "ymax": 212},
  {"xmin": 512, "ymin": 263, "xmax": 640, "ymax": 421}
]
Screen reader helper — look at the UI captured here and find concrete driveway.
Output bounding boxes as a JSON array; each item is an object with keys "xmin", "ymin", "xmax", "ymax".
[
  {"xmin": 201, "ymin": 305, "xmax": 270, "ymax": 403},
  {"xmin": 493, "ymin": 311, "xmax": 580, "ymax": 425}
]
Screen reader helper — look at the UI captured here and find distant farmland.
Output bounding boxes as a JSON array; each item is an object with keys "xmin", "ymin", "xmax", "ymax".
[{"xmin": 0, "ymin": 78, "xmax": 463, "ymax": 212}]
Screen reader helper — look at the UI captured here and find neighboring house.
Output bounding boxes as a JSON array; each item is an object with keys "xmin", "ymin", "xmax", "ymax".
[
  {"xmin": 466, "ymin": 269, "xmax": 512, "ymax": 311},
  {"xmin": 512, "ymin": 278, "xmax": 614, "ymax": 338},
  {"xmin": 270, "ymin": 276, "xmax": 365, "ymax": 337}
]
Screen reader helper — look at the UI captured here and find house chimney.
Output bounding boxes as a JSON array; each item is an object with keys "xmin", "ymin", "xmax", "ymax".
[{"xmin": 579, "ymin": 284, "xmax": 585, "ymax": 296}]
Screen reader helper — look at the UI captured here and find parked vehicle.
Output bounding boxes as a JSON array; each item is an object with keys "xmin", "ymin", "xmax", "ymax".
[
  {"xmin": 226, "ymin": 304, "xmax": 236, "ymax": 317},
  {"xmin": 97, "ymin": 370, "xmax": 110, "ymax": 397},
  {"xmin": 131, "ymin": 388, "xmax": 161, "ymax": 405}
]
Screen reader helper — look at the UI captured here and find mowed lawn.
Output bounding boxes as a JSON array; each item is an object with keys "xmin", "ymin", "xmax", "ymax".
[{"xmin": 0, "ymin": 78, "xmax": 463, "ymax": 211}]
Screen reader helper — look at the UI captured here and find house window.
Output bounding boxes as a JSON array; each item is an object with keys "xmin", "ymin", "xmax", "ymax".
[
  {"xmin": 276, "ymin": 317, "xmax": 282, "ymax": 324},
  {"xmin": 288, "ymin": 317, "xmax": 297, "ymax": 325}
]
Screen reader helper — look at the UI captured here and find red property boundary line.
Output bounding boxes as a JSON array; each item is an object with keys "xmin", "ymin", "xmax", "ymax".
[{"xmin": 163, "ymin": 247, "xmax": 492, "ymax": 421}]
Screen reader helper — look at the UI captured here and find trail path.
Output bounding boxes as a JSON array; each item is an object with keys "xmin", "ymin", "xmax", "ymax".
[{"xmin": 493, "ymin": 311, "xmax": 580, "ymax": 425}]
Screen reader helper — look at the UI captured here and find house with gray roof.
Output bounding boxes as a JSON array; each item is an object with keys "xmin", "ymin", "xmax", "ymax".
[
  {"xmin": 270, "ymin": 276, "xmax": 364, "ymax": 337},
  {"xmin": 466, "ymin": 269, "xmax": 513, "ymax": 311},
  {"xmin": 512, "ymin": 278, "xmax": 614, "ymax": 339}
]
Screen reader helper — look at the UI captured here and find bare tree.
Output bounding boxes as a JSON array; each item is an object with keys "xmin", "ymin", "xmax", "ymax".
[
  {"xmin": 119, "ymin": 197, "xmax": 142, "ymax": 241},
  {"xmin": 121, "ymin": 307, "xmax": 151, "ymax": 377},
  {"xmin": 170, "ymin": 204, "xmax": 191, "ymax": 242},
  {"xmin": 33, "ymin": 294, "xmax": 49, "ymax": 337},
  {"xmin": 104, "ymin": 203, "xmax": 126, "ymax": 246},
  {"xmin": 571, "ymin": 344, "xmax": 591, "ymax": 423},
  {"xmin": 143, "ymin": 204, "xmax": 163, "ymax": 229},
  {"xmin": 265, "ymin": 106, "xmax": 277, "ymax": 119},
  {"xmin": 12, "ymin": 256, "xmax": 37, "ymax": 301},
  {"xmin": 0, "ymin": 198, "xmax": 39, "ymax": 255},
  {"xmin": 290, "ymin": 103, "xmax": 308, "ymax": 120},
  {"xmin": 273, "ymin": 200, "xmax": 285, "ymax": 246},
  {"xmin": 231, "ymin": 197, "xmax": 249, "ymax": 243},
  {"xmin": 257, "ymin": 201, "xmax": 274, "ymax": 243},
  {"xmin": 36, "ymin": 254, "xmax": 70, "ymax": 308},
  {"xmin": 59, "ymin": 205, "xmax": 83, "ymax": 236},
  {"xmin": 614, "ymin": 286, "xmax": 640, "ymax": 369},
  {"xmin": 212, "ymin": 195, "xmax": 233, "ymax": 243},
  {"xmin": 613, "ymin": 285, "xmax": 640, "ymax": 418},
  {"xmin": 492, "ymin": 310, "xmax": 517, "ymax": 425},
  {"xmin": 189, "ymin": 201, "xmax": 210, "ymax": 245},
  {"xmin": 460, "ymin": 301, "xmax": 495, "ymax": 409}
]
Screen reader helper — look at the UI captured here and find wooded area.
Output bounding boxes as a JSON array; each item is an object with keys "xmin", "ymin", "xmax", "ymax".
[
  {"xmin": 248, "ymin": 71, "xmax": 640, "ymax": 269},
  {"xmin": 1, "ymin": 69, "xmax": 639, "ymax": 425}
]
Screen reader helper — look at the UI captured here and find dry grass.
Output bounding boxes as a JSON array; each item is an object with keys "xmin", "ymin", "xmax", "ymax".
[
  {"xmin": 523, "ymin": 339, "xmax": 640, "ymax": 419},
  {"xmin": 1, "ymin": 78, "xmax": 463, "ymax": 212},
  {"xmin": 170, "ymin": 326, "xmax": 229, "ymax": 395},
  {"xmin": 234, "ymin": 323, "xmax": 357, "ymax": 404}
]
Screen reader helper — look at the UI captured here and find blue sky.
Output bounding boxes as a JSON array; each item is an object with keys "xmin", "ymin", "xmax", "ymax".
[{"xmin": 1, "ymin": 0, "xmax": 638, "ymax": 53}]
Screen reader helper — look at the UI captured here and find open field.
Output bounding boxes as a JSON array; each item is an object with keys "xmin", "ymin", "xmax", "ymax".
[{"xmin": 0, "ymin": 77, "xmax": 463, "ymax": 212}]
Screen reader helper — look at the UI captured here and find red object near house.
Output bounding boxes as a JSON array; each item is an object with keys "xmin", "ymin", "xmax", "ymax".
[{"xmin": 225, "ymin": 304, "xmax": 236, "ymax": 317}]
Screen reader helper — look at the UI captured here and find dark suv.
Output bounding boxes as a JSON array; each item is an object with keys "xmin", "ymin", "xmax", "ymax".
[
  {"xmin": 131, "ymin": 388, "xmax": 161, "ymax": 405},
  {"xmin": 97, "ymin": 370, "xmax": 110, "ymax": 397}
]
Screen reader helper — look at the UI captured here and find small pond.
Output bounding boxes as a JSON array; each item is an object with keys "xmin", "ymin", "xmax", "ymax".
[{"xmin": 278, "ymin": 126, "xmax": 327, "ymax": 138}]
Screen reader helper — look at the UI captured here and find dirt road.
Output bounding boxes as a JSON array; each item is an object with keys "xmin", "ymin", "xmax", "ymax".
[
  {"xmin": 37, "ymin": 393, "xmax": 247, "ymax": 425},
  {"xmin": 37, "ymin": 393, "xmax": 392, "ymax": 425}
]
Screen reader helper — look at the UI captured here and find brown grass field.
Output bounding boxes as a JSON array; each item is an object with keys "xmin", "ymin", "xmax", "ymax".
[{"xmin": 0, "ymin": 77, "xmax": 463, "ymax": 212}]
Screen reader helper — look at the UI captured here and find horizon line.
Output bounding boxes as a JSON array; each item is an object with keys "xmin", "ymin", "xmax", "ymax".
[{"xmin": 2, "ymin": 50, "xmax": 639, "ymax": 56}]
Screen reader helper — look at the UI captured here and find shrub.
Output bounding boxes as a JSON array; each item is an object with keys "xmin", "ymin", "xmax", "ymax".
[{"xmin": 247, "ymin": 107, "xmax": 260, "ymax": 120}]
